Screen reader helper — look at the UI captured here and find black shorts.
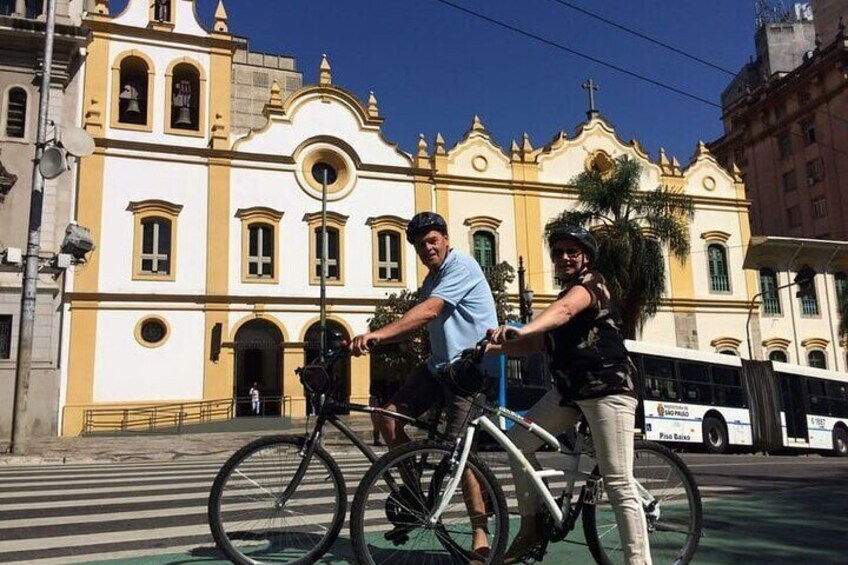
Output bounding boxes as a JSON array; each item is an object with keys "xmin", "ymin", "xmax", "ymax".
[{"xmin": 389, "ymin": 362, "xmax": 479, "ymax": 437}]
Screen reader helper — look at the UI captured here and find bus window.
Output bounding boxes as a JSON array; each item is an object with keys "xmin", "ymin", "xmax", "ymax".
[
  {"xmin": 826, "ymin": 382, "xmax": 848, "ymax": 418},
  {"xmin": 807, "ymin": 378, "xmax": 830, "ymax": 416},
  {"xmin": 642, "ymin": 355, "xmax": 678, "ymax": 401},
  {"xmin": 712, "ymin": 366, "xmax": 746, "ymax": 408},
  {"xmin": 678, "ymin": 362, "xmax": 712, "ymax": 404}
]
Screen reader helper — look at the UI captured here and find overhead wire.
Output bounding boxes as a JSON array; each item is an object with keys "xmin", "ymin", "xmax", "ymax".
[
  {"xmin": 545, "ymin": 0, "xmax": 737, "ymax": 76},
  {"xmin": 429, "ymin": 0, "xmax": 722, "ymax": 109}
]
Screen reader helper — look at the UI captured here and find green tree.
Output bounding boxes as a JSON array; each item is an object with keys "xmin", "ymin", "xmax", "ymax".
[
  {"xmin": 484, "ymin": 261, "xmax": 517, "ymax": 325},
  {"xmin": 368, "ymin": 289, "xmax": 430, "ymax": 383},
  {"xmin": 546, "ymin": 155, "xmax": 694, "ymax": 339}
]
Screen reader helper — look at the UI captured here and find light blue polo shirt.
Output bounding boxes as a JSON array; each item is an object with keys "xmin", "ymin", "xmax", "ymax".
[{"xmin": 420, "ymin": 249, "xmax": 498, "ymax": 373}]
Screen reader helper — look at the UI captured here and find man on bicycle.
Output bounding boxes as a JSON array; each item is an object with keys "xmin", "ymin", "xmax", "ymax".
[{"xmin": 351, "ymin": 211, "xmax": 497, "ymax": 557}]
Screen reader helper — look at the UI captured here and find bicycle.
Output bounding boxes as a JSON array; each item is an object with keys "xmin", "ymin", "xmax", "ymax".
[
  {"xmin": 349, "ymin": 338, "xmax": 704, "ymax": 564},
  {"xmin": 207, "ymin": 342, "xmax": 455, "ymax": 565}
]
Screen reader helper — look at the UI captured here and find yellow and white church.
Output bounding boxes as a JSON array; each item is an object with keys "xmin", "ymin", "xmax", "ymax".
[{"xmin": 59, "ymin": 0, "xmax": 848, "ymax": 435}]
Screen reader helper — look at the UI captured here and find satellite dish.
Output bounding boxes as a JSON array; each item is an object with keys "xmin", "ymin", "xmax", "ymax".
[
  {"xmin": 60, "ymin": 126, "xmax": 95, "ymax": 157},
  {"xmin": 38, "ymin": 146, "xmax": 68, "ymax": 180}
]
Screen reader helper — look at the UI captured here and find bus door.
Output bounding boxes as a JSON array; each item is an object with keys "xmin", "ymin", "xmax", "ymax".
[{"xmin": 778, "ymin": 373, "xmax": 809, "ymax": 442}]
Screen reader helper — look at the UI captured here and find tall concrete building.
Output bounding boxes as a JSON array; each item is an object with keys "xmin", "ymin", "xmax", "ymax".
[
  {"xmin": 711, "ymin": 0, "xmax": 848, "ymax": 240},
  {"xmin": 0, "ymin": 0, "xmax": 88, "ymax": 448}
]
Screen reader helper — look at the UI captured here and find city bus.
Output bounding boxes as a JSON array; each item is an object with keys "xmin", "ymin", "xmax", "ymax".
[{"xmin": 625, "ymin": 340, "xmax": 848, "ymax": 457}]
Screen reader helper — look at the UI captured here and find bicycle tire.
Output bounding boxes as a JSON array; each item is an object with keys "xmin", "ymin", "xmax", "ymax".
[
  {"xmin": 349, "ymin": 439, "xmax": 509, "ymax": 565},
  {"xmin": 208, "ymin": 435, "xmax": 346, "ymax": 565},
  {"xmin": 582, "ymin": 440, "xmax": 703, "ymax": 565}
]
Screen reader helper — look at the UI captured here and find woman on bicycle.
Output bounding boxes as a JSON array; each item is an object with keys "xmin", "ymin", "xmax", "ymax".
[{"xmin": 488, "ymin": 225, "xmax": 651, "ymax": 564}]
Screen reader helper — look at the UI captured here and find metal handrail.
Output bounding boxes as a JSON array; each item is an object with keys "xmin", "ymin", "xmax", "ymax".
[{"xmin": 81, "ymin": 394, "xmax": 292, "ymax": 435}]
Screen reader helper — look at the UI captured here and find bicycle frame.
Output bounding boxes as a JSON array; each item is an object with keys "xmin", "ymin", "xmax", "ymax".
[{"xmin": 429, "ymin": 403, "xmax": 657, "ymax": 529}]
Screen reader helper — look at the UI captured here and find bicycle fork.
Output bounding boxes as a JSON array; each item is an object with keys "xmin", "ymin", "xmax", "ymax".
[{"xmin": 427, "ymin": 425, "xmax": 476, "ymax": 526}]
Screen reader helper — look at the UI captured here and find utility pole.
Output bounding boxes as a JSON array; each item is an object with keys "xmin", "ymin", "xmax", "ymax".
[
  {"xmin": 11, "ymin": 0, "xmax": 57, "ymax": 454},
  {"xmin": 517, "ymin": 256, "xmax": 527, "ymax": 323}
]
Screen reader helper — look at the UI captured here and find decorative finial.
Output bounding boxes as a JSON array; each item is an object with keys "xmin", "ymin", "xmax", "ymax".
[
  {"xmin": 368, "ymin": 91, "xmax": 379, "ymax": 118},
  {"xmin": 581, "ymin": 78, "xmax": 599, "ymax": 120},
  {"xmin": 319, "ymin": 54, "xmax": 332, "ymax": 86},
  {"xmin": 692, "ymin": 140, "xmax": 710, "ymax": 161},
  {"xmin": 214, "ymin": 0, "xmax": 229, "ymax": 33},
  {"xmin": 435, "ymin": 133, "xmax": 446, "ymax": 156},
  {"xmin": 270, "ymin": 80, "xmax": 282, "ymax": 105},
  {"xmin": 417, "ymin": 133, "xmax": 428, "ymax": 157},
  {"xmin": 93, "ymin": 0, "xmax": 109, "ymax": 15},
  {"xmin": 731, "ymin": 162, "xmax": 743, "ymax": 182},
  {"xmin": 521, "ymin": 132, "xmax": 533, "ymax": 156},
  {"xmin": 471, "ymin": 115, "xmax": 485, "ymax": 131},
  {"xmin": 263, "ymin": 80, "xmax": 284, "ymax": 116},
  {"xmin": 671, "ymin": 156, "xmax": 681, "ymax": 175},
  {"xmin": 510, "ymin": 140, "xmax": 520, "ymax": 161},
  {"xmin": 658, "ymin": 147, "xmax": 670, "ymax": 167}
]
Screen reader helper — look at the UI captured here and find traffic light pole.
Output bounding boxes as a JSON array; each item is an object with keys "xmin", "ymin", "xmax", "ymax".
[{"xmin": 10, "ymin": 0, "xmax": 57, "ymax": 454}]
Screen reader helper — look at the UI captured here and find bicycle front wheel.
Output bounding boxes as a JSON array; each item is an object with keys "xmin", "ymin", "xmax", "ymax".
[
  {"xmin": 208, "ymin": 435, "xmax": 346, "ymax": 565},
  {"xmin": 583, "ymin": 440, "xmax": 703, "ymax": 565},
  {"xmin": 350, "ymin": 440, "xmax": 509, "ymax": 565}
]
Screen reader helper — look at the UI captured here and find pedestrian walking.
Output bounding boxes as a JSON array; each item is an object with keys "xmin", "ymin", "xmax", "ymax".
[{"xmin": 249, "ymin": 382, "xmax": 261, "ymax": 416}]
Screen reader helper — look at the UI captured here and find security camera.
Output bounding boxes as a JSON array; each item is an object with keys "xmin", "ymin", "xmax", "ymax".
[{"xmin": 60, "ymin": 223, "xmax": 95, "ymax": 261}]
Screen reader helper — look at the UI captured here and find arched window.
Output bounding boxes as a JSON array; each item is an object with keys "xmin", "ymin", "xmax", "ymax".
[
  {"xmin": 759, "ymin": 268, "xmax": 781, "ymax": 315},
  {"xmin": 248, "ymin": 223, "xmax": 274, "ymax": 278},
  {"xmin": 118, "ymin": 57, "xmax": 149, "ymax": 125},
  {"xmin": 153, "ymin": 0, "xmax": 172, "ymax": 23},
  {"xmin": 315, "ymin": 227, "xmax": 340, "ymax": 281},
  {"xmin": 169, "ymin": 63, "xmax": 200, "ymax": 131},
  {"xmin": 808, "ymin": 350, "xmax": 827, "ymax": 369},
  {"xmin": 834, "ymin": 272, "xmax": 847, "ymax": 304},
  {"xmin": 799, "ymin": 276, "xmax": 820, "ymax": 316},
  {"xmin": 140, "ymin": 217, "xmax": 172, "ymax": 275},
  {"xmin": 5, "ymin": 87, "xmax": 27, "ymax": 138},
  {"xmin": 129, "ymin": 199, "xmax": 182, "ymax": 281},
  {"xmin": 768, "ymin": 350, "xmax": 788, "ymax": 363},
  {"xmin": 377, "ymin": 230, "xmax": 401, "ymax": 282},
  {"xmin": 472, "ymin": 231, "xmax": 496, "ymax": 272},
  {"xmin": 708, "ymin": 244, "xmax": 730, "ymax": 292}
]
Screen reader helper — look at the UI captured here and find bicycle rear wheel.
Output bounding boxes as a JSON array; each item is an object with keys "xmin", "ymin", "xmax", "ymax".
[
  {"xmin": 583, "ymin": 440, "xmax": 703, "ymax": 565},
  {"xmin": 350, "ymin": 439, "xmax": 509, "ymax": 565},
  {"xmin": 208, "ymin": 435, "xmax": 346, "ymax": 565}
]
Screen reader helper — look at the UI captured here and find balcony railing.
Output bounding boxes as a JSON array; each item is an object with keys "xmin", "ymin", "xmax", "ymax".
[
  {"xmin": 710, "ymin": 274, "xmax": 730, "ymax": 292},
  {"xmin": 762, "ymin": 296, "xmax": 781, "ymax": 315},
  {"xmin": 800, "ymin": 296, "xmax": 819, "ymax": 317}
]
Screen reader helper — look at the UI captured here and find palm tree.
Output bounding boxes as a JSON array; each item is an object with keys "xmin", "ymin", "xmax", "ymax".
[{"xmin": 546, "ymin": 155, "xmax": 694, "ymax": 339}]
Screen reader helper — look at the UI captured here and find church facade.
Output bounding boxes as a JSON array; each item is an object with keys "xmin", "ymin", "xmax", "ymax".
[{"xmin": 58, "ymin": 0, "xmax": 847, "ymax": 435}]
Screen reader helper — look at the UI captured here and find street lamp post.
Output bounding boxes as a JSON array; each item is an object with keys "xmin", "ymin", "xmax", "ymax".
[{"xmin": 10, "ymin": 0, "xmax": 57, "ymax": 455}]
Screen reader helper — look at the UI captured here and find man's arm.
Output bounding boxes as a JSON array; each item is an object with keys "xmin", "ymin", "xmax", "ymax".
[{"xmin": 350, "ymin": 296, "xmax": 445, "ymax": 355}]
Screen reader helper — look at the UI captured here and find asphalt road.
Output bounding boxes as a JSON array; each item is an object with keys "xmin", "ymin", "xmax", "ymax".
[{"xmin": 0, "ymin": 451, "xmax": 845, "ymax": 564}]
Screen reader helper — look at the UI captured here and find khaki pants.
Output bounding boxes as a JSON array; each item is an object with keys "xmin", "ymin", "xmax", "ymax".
[{"xmin": 507, "ymin": 389, "xmax": 652, "ymax": 565}]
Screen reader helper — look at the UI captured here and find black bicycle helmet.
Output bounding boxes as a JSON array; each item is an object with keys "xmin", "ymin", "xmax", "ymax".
[
  {"xmin": 406, "ymin": 211, "xmax": 448, "ymax": 243},
  {"xmin": 547, "ymin": 224, "xmax": 599, "ymax": 263}
]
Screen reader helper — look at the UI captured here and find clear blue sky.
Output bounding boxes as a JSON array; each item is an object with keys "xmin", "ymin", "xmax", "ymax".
[{"xmin": 117, "ymin": 0, "xmax": 759, "ymax": 163}]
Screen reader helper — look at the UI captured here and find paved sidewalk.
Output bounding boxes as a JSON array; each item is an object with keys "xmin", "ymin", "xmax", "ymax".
[{"xmin": 0, "ymin": 414, "xmax": 379, "ymax": 465}]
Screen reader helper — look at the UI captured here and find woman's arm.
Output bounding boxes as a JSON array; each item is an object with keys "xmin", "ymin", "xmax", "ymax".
[
  {"xmin": 516, "ymin": 285, "xmax": 594, "ymax": 338},
  {"xmin": 486, "ymin": 333, "xmax": 545, "ymax": 356}
]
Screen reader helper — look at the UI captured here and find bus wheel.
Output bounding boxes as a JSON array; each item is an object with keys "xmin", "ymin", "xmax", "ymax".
[
  {"xmin": 834, "ymin": 427, "xmax": 848, "ymax": 458},
  {"xmin": 703, "ymin": 417, "xmax": 728, "ymax": 454}
]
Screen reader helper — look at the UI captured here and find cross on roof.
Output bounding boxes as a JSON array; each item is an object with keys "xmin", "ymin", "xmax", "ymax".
[{"xmin": 582, "ymin": 78, "xmax": 599, "ymax": 119}]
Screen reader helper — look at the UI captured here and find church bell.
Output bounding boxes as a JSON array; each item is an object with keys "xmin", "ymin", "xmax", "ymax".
[
  {"xmin": 175, "ymin": 106, "xmax": 192, "ymax": 126},
  {"xmin": 125, "ymin": 99, "xmax": 141, "ymax": 115}
]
